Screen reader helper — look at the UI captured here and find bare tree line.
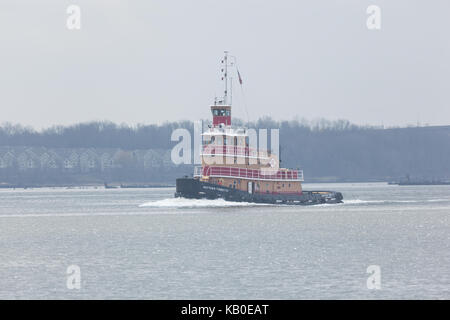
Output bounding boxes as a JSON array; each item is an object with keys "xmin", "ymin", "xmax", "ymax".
[{"xmin": 1, "ymin": 119, "xmax": 449, "ymax": 184}]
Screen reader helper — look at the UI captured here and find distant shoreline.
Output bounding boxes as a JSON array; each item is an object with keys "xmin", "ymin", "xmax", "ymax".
[
  {"xmin": 0, "ymin": 180, "xmax": 390, "ymax": 190},
  {"xmin": 3, "ymin": 179, "xmax": 450, "ymax": 190},
  {"xmin": 0, "ymin": 183, "xmax": 176, "ymax": 189}
]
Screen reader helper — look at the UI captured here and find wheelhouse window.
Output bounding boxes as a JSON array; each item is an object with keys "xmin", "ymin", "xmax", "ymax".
[{"xmin": 213, "ymin": 109, "xmax": 229, "ymax": 116}]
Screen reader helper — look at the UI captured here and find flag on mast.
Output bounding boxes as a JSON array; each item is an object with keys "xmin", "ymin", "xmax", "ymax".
[{"xmin": 237, "ymin": 68, "xmax": 243, "ymax": 85}]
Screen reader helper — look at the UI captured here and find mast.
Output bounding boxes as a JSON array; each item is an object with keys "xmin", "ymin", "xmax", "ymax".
[
  {"xmin": 210, "ymin": 52, "xmax": 233, "ymax": 127},
  {"xmin": 222, "ymin": 51, "xmax": 229, "ymax": 105}
]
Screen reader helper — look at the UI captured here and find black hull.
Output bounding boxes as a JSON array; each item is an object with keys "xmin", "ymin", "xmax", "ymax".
[{"xmin": 175, "ymin": 177, "xmax": 343, "ymax": 205}]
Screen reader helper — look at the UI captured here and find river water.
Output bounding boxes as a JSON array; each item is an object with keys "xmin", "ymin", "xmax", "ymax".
[{"xmin": 0, "ymin": 183, "xmax": 449, "ymax": 299}]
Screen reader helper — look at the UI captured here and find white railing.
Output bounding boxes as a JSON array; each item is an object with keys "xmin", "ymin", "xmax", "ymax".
[
  {"xmin": 200, "ymin": 145, "xmax": 269, "ymax": 159},
  {"xmin": 193, "ymin": 166, "xmax": 304, "ymax": 181}
]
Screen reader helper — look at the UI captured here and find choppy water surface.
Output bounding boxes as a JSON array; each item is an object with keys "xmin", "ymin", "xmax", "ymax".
[{"xmin": 0, "ymin": 183, "xmax": 449, "ymax": 299}]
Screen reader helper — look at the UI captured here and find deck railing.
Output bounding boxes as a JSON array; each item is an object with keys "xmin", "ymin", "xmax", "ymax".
[
  {"xmin": 194, "ymin": 166, "xmax": 304, "ymax": 181},
  {"xmin": 201, "ymin": 145, "xmax": 267, "ymax": 158}
]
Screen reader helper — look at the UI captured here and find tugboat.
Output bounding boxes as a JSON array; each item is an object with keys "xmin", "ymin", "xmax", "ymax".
[{"xmin": 175, "ymin": 52, "xmax": 343, "ymax": 205}]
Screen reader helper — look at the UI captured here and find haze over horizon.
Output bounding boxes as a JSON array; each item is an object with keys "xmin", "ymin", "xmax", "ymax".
[{"xmin": 1, "ymin": 0, "xmax": 449, "ymax": 129}]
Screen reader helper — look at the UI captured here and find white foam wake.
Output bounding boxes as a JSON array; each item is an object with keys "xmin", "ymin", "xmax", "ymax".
[
  {"xmin": 342, "ymin": 199, "xmax": 386, "ymax": 205},
  {"xmin": 139, "ymin": 197, "xmax": 270, "ymax": 208}
]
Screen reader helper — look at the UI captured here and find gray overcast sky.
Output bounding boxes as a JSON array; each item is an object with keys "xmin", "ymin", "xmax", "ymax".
[{"xmin": 1, "ymin": 0, "xmax": 449, "ymax": 128}]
